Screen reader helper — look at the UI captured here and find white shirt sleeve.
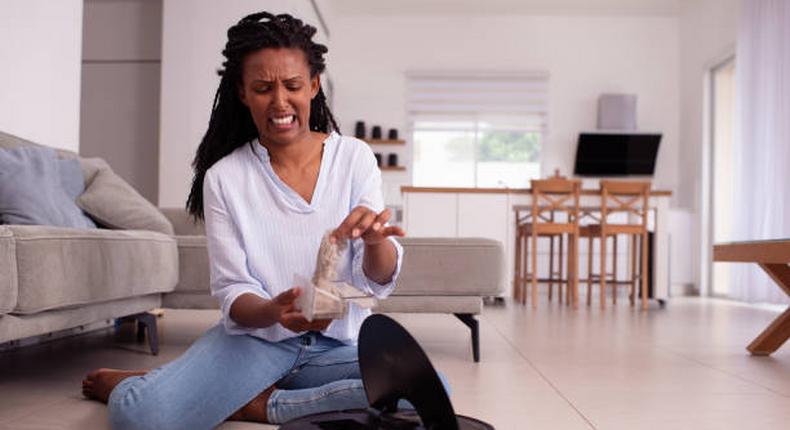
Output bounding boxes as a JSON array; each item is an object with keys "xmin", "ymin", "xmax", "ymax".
[
  {"xmin": 203, "ymin": 168, "xmax": 271, "ymax": 332},
  {"xmin": 349, "ymin": 143, "xmax": 403, "ymax": 298}
]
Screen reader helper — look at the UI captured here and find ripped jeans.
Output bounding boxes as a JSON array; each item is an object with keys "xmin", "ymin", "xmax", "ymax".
[{"xmin": 108, "ymin": 324, "xmax": 371, "ymax": 429}]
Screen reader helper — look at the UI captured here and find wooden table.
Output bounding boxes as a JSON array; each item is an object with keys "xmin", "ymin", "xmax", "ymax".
[{"xmin": 713, "ymin": 239, "xmax": 790, "ymax": 355}]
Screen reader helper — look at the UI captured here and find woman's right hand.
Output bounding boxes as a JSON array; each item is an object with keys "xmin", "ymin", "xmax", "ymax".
[{"xmin": 270, "ymin": 288, "xmax": 332, "ymax": 332}]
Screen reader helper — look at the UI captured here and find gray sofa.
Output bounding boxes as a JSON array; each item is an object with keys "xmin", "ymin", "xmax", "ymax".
[
  {"xmin": 0, "ymin": 132, "xmax": 178, "ymax": 352},
  {"xmin": 0, "ymin": 131, "xmax": 504, "ymax": 362},
  {"xmin": 160, "ymin": 208, "xmax": 505, "ymax": 361}
]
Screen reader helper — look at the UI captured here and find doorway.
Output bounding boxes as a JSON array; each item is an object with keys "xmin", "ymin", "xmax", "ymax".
[{"xmin": 709, "ymin": 56, "xmax": 736, "ymax": 297}]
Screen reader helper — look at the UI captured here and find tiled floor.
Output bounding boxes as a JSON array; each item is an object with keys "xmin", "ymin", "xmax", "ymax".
[{"xmin": 1, "ymin": 297, "xmax": 789, "ymax": 429}]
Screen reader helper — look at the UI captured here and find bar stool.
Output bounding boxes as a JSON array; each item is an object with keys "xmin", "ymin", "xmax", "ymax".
[
  {"xmin": 513, "ymin": 211, "xmax": 566, "ymax": 305},
  {"xmin": 579, "ymin": 222, "xmax": 618, "ymax": 307},
  {"xmin": 589, "ymin": 180, "xmax": 651, "ymax": 310},
  {"xmin": 525, "ymin": 178, "xmax": 581, "ymax": 308}
]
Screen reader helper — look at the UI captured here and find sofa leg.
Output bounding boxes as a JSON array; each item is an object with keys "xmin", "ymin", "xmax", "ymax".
[
  {"xmin": 454, "ymin": 313, "xmax": 480, "ymax": 362},
  {"xmin": 118, "ymin": 312, "xmax": 159, "ymax": 355}
]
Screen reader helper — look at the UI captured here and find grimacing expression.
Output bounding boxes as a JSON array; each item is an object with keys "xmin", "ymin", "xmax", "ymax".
[{"xmin": 238, "ymin": 47, "xmax": 320, "ymax": 145}]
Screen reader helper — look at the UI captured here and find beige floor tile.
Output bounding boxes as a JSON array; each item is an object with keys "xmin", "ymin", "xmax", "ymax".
[
  {"xmin": 1, "ymin": 298, "xmax": 788, "ymax": 429},
  {"xmin": 564, "ymin": 390, "xmax": 790, "ymax": 430},
  {"xmin": 0, "ymin": 389, "xmax": 68, "ymax": 426},
  {"xmin": 0, "ymin": 396, "xmax": 109, "ymax": 430}
]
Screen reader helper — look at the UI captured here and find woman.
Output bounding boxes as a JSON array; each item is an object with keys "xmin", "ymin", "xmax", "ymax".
[{"xmin": 82, "ymin": 12, "xmax": 405, "ymax": 429}]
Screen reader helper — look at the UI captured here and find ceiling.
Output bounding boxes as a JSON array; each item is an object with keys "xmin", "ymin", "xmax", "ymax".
[{"xmin": 327, "ymin": 0, "xmax": 682, "ymax": 17}]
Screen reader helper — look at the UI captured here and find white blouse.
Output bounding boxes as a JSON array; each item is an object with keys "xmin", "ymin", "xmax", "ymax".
[{"xmin": 202, "ymin": 132, "xmax": 403, "ymax": 344}]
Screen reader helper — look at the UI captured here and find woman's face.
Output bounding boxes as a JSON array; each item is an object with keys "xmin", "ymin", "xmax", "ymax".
[{"xmin": 238, "ymin": 47, "xmax": 320, "ymax": 146}]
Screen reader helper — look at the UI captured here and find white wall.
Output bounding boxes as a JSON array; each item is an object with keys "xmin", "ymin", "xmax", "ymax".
[
  {"xmin": 0, "ymin": 0, "xmax": 83, "ymax": 152},
  {"xmin": 330, "ymin": 15, "xmax": 680, "ymax": 206},
  {"xmin": 158, "ymin": 0, "xmax": 330, "ymax": 206},
  {"xmin": 677, "ymin": 0, "xmax": 738, "ymax": 293}
]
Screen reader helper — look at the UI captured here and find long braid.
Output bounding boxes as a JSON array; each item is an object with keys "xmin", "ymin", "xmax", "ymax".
[
  {"xmin": 186, "ymin": 12, "xmax": 338, "ymax": 220},
  {"xmin": 311, "ymin": 87, "xmax": 339, "ymax": 133}
]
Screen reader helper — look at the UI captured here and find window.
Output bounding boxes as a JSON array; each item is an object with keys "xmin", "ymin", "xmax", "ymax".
[{"xmin": 407, "ymin": 73, "xmax": 547, "ymax": 188}]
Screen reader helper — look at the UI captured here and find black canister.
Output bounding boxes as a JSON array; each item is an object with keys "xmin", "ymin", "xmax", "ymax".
[
  {"xmin": 374, "ymin": 153, "xmax": 383, "ymax": 167},
  {"xmin": 387, "ymin": 153, "xmax": 398, "ymax": 167},
  {"xmin": 354, "ymin": 121, "xmax": 366, "ymax": 139},
  {"xmin": 388, "ymin": 128, "xmax": 399, "ymax": 140},
  {"xmin": 371, "ymin": 126, "xmax": 383, "ymax": 140}
]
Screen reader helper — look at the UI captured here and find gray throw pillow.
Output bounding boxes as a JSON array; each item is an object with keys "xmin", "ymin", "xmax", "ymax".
[
  {"xmin": 58, "ymin": 158, "xmax": 87, "ymax": 201},
  {"xmin": 0, "ymin": 146, "xmax": 96, "ymax": 228},
  {"xmin": 77, "ymin": 167, "xmax": 174, "ymax": 235}
]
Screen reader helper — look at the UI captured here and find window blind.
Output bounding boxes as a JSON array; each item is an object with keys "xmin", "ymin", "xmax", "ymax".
[{"xmin": 406, "ymin": 72, "xmax": 549, "ymax": 132}]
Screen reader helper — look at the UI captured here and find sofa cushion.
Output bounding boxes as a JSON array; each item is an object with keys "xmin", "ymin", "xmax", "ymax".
[
  {"xmin": 160, "ymin": 207, "xmax": 206, "ymax": 236},
  {"xmin": 0, "ymin": 226, "xmax": 16, "ymax": 314},
  {"xmin": 8, "ymin": 225, "xmax": 178, "ymax": 314},
  {"xmin": 172, "ymin": 235, "xmax": 209, "ymax": 293},
  {"xmin": 77, "ymin": 167, "xmax": 174, "ymax": 235},
  {"xmin": 78, "ymin": 157, "xmax": 110, "ymax": 186},
  {"xmin": 394, "ymin": 237, "xmax": 504, "ymax": 296},
  {"xmin": 0, "ymin": 131, "xmax": 79, "ymax": 159},
  {"xmin": 0, "ymin": 146, "xmax": 96, "ymax": 228}
]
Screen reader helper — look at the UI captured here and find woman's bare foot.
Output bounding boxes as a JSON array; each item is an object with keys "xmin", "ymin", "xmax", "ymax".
[
  {"xmin": 82, "ymin": 368, "xmax": 148, "ymax": 403},
  {"xmin": 228, "ymin": 386, "xmax": 275, "ymax": 423}
]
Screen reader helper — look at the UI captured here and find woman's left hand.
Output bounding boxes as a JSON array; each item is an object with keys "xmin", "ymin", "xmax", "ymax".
[{"xmin": 332, "ymin": 206, "xmax": 405, "ymax": 245}]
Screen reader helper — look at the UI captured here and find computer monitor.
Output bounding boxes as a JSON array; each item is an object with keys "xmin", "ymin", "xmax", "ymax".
[{"xmin": 573, "ymin": 132, "xmax": 661, "ymax": 176}]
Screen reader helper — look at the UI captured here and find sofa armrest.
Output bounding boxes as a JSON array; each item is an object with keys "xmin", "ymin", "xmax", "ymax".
[
  {"xmin": 0, "ymin": 226, "xmax": 17, "ymax": 314},
  {"xmin": 160, "ymin": 207, "xmax": 206, "ymax": 236}
]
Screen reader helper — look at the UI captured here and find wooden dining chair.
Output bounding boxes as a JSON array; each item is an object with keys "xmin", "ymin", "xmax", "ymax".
[
  {"xmin": 596, "ymin": 180, "xmax": 651, "ymax": 310},
  {"xmin": 527, "ymin": 178, "xmax": 581, "ymax": 308}
]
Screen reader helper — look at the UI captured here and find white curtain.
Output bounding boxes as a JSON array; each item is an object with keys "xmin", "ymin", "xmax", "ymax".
[{"xmin": 731, "ymin": 0, "xmax": 790, "ymax": 304}]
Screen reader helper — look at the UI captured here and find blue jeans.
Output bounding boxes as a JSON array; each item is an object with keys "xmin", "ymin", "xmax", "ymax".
[{"xmin": 108, "ymin": 324, "xmax": 369, "ymax": 429}]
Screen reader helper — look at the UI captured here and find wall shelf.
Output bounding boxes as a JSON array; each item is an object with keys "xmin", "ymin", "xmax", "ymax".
[
  {"xmin": 364, "ymin": 139, "xmax": 405, "ymax": 145},
  {"xmin": 380, "ymin": 166, "xmax": 406, "ymax": 171}
]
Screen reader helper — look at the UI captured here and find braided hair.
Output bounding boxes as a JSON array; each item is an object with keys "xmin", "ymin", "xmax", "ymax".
[{"xmin": 186, "ymin": 12, "xmax": 339, "ymax": 220}]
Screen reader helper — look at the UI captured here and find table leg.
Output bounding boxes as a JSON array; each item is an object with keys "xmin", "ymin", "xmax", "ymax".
[{"xmin": 747, "ymin": 264, "xmax": 790, "ymax": 355}]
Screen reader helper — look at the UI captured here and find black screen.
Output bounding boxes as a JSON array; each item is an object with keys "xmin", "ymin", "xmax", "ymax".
[{"xmin": 573, "ymin": 133, "xmax": 661, "ymax": 176}]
